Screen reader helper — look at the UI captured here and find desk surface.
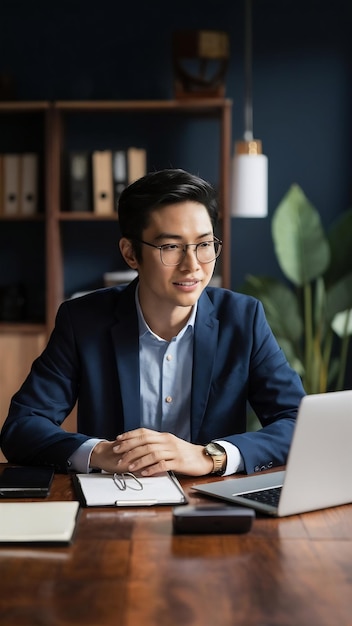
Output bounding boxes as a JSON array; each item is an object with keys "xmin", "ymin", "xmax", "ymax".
[{"xmin": 0, "ymin": 467, "xmax": 351, "ymax": 626}]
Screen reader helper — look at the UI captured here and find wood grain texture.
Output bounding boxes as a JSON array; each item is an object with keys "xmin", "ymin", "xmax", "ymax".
[
  {"xmin": 0, "ymin": 469, "xmax": 351, "ymax": 626},
  {"xmin": 0, "ymin": 330, "xmax": 46, "ymax": 462}
]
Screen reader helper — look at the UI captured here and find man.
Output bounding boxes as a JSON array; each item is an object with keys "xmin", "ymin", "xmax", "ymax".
[{"xmin": 0, "ymin": 169, "xmax": 305, "ymax": 476}]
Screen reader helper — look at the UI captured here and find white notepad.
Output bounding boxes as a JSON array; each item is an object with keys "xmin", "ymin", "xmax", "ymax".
[
  {"xmin": 0, "ymin": 501, "xmax": 80, "ymax": 544},
  {"xmin": 74, "ymin": 471, "xmax": 187, "ymax": 506}
]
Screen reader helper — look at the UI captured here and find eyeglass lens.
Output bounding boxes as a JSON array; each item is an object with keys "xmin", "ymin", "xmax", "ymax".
[{"xmin": 161, "ymin": 240, "xmax": 221, "ymax": 266}]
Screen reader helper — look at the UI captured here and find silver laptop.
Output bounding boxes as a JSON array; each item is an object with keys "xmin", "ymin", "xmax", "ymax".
[{"xmin": 193, "ymin": 390, "xmax": 352, "ymax": 517}]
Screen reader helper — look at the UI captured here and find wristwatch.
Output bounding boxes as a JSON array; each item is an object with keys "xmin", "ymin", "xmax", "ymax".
[{"xmin": 204, "ymin": 442, "xmax": 227, "ymax": 475}]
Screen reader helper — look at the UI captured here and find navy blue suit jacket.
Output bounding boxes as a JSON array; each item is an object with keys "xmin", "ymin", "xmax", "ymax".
[{"xmin": 1, "ymin": 280, "xmax": 305, "ymax": 473}]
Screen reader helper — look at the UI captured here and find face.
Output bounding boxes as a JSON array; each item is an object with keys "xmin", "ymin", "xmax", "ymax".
[{"xmin": 119, "ymin": 201, "xmax": 216, "ymax": 320}]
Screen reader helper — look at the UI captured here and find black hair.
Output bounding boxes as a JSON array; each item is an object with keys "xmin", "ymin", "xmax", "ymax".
[{"xmin": 118, "ymin": 168, "xmax": 218, "ymax": 261}]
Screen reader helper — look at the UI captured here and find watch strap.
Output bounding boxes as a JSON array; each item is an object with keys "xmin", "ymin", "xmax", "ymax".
[
  {"xmin": 204, "ymin": 442, "xmax": 227, "ymax": 475},
  {"xmin": 211, "ymin": 455, "xmax": 226, "ymax": 475}
]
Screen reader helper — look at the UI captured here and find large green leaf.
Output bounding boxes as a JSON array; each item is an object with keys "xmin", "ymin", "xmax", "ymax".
[
  {"xmin": 325, "ymin": 208, "xmax": 352, "ymax": 288},
  {"xmin": 241, "ymin": 183, "xmax": 352, "ymax": 393},
  {"xmin": 313, "ymin": 276, "xmax": 327, "ymax": 332},
  {"xmin": 272, "ymin": 184, "xmax": 330, "ymax": 286},
  {"xmin": 240, "ymin": 275, "xmax": 303, "ymax": 342},
  {"xmin": 326, "ymin": 272, "xmax": 352, "ymax": 321},
  {"xmin": 331, "ymin": 309, "xmax": 352, "ymax": 338}
]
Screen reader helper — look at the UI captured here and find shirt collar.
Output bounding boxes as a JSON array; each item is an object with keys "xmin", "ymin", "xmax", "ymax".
[{"xmin": 134, "ymin": 283, "xmax": 197, "ymax": 341}]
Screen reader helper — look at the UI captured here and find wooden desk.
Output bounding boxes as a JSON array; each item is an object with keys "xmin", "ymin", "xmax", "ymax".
[{"xmin": 0, "ymin": 468, "xmax": 351, "ymax": 626}]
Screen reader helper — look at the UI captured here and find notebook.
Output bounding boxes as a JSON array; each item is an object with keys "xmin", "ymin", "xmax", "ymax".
[
  {"xmin": 0, "ymin": 501, "xmax": 80, "ymax": 544},
  {"xmin": 193, "ymin": 389, "xmax": 352, "ymax": 517}
]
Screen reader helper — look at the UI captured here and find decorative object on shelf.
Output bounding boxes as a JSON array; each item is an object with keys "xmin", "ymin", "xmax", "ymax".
[
  {"xmin": 172, "ymin": 30, "xmax": 229, "ymax": 98},
  {"xmin": 240, "ymin": 184, "xmax": 352, "ymax": 393},
  {"xmin": 231, "ymin": 0, "xmax": 268, "ymax": 218}
]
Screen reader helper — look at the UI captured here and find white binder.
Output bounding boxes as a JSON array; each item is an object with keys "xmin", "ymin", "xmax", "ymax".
[
  {"xmin": 20, "ymin": 153, "xmax": 38, "ymax": 215},
  {"xmin": 92, "ymin": 150, "xmax": 114, "ymax": 215}
]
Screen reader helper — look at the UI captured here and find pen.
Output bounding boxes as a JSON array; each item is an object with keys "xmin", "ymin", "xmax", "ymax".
[{"xmin": 114, "ymin": 499, "xmax": 158, "ymax": 507}]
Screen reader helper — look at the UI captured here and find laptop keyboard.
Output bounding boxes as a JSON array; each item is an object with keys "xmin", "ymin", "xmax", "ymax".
[{"xmin": 239, "ymin": 486, "xmax": 282, "ymax": 507}]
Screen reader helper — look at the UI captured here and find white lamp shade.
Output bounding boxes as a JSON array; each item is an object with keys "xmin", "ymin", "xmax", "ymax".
[{"xmin": 231, "ymin": 153, "xmax": 268, "ymax": 218}]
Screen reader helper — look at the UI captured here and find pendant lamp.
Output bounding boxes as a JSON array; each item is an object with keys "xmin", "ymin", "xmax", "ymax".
[{"xmin": 231, "ymin": 0, "xmax": 268, "ymax": 218}]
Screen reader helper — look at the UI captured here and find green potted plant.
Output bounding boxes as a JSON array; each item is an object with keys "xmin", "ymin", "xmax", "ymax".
[{"xmin": 240, "ymin": 184, "xmax": 352, "ymax": 394}]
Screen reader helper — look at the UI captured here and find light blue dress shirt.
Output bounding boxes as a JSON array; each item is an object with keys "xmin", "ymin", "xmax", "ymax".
[
  {"xmin": 69, "ymin": 286, "xmax": 243, "ymax": 474},
  {"xmin": 137, "ymin": 294, "xmax": 195, "ymax": 441}
]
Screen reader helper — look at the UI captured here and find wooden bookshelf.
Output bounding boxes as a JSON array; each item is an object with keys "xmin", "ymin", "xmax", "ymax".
[
  {"xmin": 46, "ymin": 98, "xmax": 232, "ymax": 329},
  {"xmin": 0, "ymin": 99, "xmax": 232, "ymax": 432}
]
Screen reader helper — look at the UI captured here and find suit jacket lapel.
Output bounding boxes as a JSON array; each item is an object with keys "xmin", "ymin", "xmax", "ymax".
[
  {"xmin": 110, "ymin": 280, "xmax": 141, "ymax": 432},
  {"xmin": 191, "ymin": 292, "xmax": 219, "ymax": 442}
]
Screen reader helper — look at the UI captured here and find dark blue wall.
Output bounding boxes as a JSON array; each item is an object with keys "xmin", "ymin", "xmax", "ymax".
[{"xmin": 1, "ymin": 0, "xmax": 351, "ymax": 290}]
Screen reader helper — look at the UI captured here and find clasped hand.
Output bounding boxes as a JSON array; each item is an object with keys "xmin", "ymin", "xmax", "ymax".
[{"xmin": 90, "ymin": 427, "xmax": 213, "ymax": 476}]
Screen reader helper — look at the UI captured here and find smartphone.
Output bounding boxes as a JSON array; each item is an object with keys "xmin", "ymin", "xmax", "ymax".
[
  {"xmin": 0, "ymin": 466, "xmax": 54, "ymax": 498},
  {"xmin": 172, "ymin": 503, "xmax": 255, "ymax": 534}
]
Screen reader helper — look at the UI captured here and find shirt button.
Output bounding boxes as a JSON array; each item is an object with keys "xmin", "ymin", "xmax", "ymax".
[
  {"xmin": 166, "ymin": 354, "xmax": 172, "ymax": 361},
  {"xmin": 165, "ymin": 396, "xmax": 173, "ymax": 403}
]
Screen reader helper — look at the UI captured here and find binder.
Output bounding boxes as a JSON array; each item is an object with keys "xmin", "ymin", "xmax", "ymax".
[
  {"xmin": 92, "ymin": 150, "xmax": 114, "ymax": 215},
  {"xmin": 112, "ymin": 150, "xmax": 127, "ymax": 212},
  {"xmin": 3, "ymin": 154, "xmax": 20, "ymax": 215},
  {"xmin": 0, "ymin": 155, "xmax": 3, "ymax": 215},
  {"xmin": 20, "ymin": 153, "xmax": 38, "ymax": 215},
  {"xmin": 68, "ymin": 152, "xmax": 92, "ymax": 212},
  {"xmin": 127, "ymin": 147, "xmax": 147, "ymax": 184}
]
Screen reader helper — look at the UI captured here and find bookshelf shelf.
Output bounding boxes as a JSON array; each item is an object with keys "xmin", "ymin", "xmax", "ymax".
[
  {"xmin": 0, "ymin": 214, "xmax": 45, "ymax": 222},
  {"xmin": 0, "ymin": 101, "xmax": 50, "ymax": 112},
  {"xmin": 55, "ymin": 98, "xmax": 230, "ymax": 113},
  {"xmin": 57, "ymin": 212, "xmax": 119, "ymax": 221}
]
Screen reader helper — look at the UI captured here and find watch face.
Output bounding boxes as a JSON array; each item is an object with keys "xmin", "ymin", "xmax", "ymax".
[{"xmin": 206, "ymin": 442, "xmax": 224, "ymax": 456}]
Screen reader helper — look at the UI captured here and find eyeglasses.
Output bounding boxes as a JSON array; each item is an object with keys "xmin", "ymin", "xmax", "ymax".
[
  {"xmin": 113, "ymin": 472, "xmax": 143, "ymax": 491},
  {"xmin": 135, "ymin": 237, "xmax": 222, "ymax": 266}
]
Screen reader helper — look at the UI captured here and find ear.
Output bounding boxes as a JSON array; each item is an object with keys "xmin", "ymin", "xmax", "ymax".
[{"xmin": 119, "ymin": 238, "xmax": 139, "ymax": 270}]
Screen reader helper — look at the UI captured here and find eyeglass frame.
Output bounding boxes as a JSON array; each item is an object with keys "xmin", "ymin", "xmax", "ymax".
[
  {"xmin": 113, "ymin": 472, "xmax": 144, "ymax": 491},
  {"xmin": 133, "ymin": 236, "xmax": 222, "ymax": 266}
]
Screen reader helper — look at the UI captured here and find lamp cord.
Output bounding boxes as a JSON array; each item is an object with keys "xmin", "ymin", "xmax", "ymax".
[{"xmin": 244, "ymin": 0, "xmax": 253, "ymax": 141}]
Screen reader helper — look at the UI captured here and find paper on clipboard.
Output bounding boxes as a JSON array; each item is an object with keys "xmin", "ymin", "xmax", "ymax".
[{"xmin": 74, "ymin": 471, "xmax": 187, "ymax": 507}]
